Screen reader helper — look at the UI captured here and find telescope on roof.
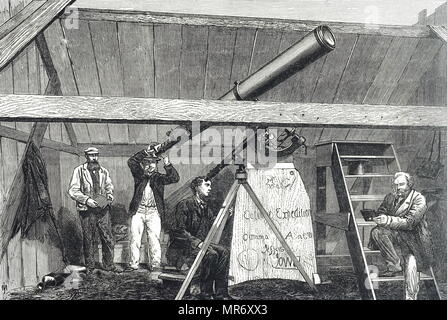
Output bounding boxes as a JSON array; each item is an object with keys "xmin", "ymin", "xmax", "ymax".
[
  {"xmin": 157, "ymin": 25, "xmax": 336, "ymax": 157},
  {"xmin": 220, "ymin": 25, "xmax": 336, "ymax": 101}
]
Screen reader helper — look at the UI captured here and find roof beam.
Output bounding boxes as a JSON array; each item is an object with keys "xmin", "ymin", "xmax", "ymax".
[
  {"xmin": 66, "ymin": 8, "xmax": 432, "ymax": 38},
  {"xmin": 63, "ymin": 123, "xmax": 78, "ymax": 147},
  {"xmin": 77, "ymin": 143, "xmax": 145, "ymax": 157},
  {"xmin": 429, "ymin": 25, "xmax": 447, "ymax": 44},
  {"xmin": 0, "ymin": 0, "xmax": 76, "ymax": 72},
  {"xmin": 0, "ymin": 124, "xmax": 81, "ymax": 155},
  {"xmin": 75, "ymin": 142, "xmax": 224, "ymax": 157},
  {"xmin": 35, "ymin": 31, "xmax": 63, "ymax": 96},
  {"xmin": 0, "ymin": 94, "xmax": 446, "ymax": 130},
  {"xmin": 0, "ymin": 0, "xmax": 46, "ymax": 40}
]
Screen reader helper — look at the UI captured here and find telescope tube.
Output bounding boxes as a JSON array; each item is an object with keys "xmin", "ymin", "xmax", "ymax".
[
  {"xmin": 160, "ymin": 25, "xmax": 336, "ymax": 155},
  {"xmin": 219, "ymin": 25, "xmax": 336, "ymax": 101}
]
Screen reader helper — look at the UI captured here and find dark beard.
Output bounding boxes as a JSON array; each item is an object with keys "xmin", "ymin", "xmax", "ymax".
[{"xmin": 87, "ymin": 161, "xmax": 101, "ymax": 171}]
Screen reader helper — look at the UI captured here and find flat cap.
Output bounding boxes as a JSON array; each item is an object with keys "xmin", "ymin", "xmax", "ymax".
[{"xmin": 84, "ymin": 147, "xmax": 99, "ymax": 154}]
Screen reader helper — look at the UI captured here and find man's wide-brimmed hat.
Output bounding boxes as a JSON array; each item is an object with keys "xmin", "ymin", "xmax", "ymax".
[
  {"xmin": 84, "ymin": 147, "xmax": 99, "ymax": 155},
  {"xmin": 144, "ymin": 142, "xmax": 161, "ymax": 162}
]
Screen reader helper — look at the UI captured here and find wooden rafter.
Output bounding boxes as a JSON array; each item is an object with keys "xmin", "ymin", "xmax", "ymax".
[
  {"xmin": 0, "ymin": 1, "xmax": 78, "ymax": 259},
  {"xmin": 0, "ymin": 95, "xmax": 447, "ymax": 129},
  {"xmin": 76, "ymin": 143, "xmax": 146, "ymax": 157},
  {"xmin": 0, "ymin": 0, "xmax": 76, "ymax": 72},
  {"xmin": 0, "ymin": 124, "xmax": 80, "ymax": 155},
  {"xmin": 63, "ymin": 123, "xmax": 78, "ymax": 147},
  {"xmin": 429, "ymin": 25, "xmax": 447, "ymax": 44},
  {"xmin": 67, "ymin": 8, "xmax": 432, "ymax": 38},
  {"xmin": 0, "ymin": 0, "xmax": 46, "ymax": 40},
  {"xmin": 35, "ymin": 31, "xmax": 63, "ymax": 96}
]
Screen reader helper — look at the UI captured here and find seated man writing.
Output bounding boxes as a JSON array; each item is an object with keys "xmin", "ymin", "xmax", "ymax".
[
  {"xmin": 368, "ymin": 172, "xmax": 434, "ymax": 300},
  {"xmin": 167, "ymin": 176, "xmax": 234, "ymax": 300}
]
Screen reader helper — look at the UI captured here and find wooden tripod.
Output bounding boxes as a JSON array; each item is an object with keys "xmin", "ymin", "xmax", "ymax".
[{"xmin": 175, "ymin": 165, "xmax": 317, "ymax": 300}]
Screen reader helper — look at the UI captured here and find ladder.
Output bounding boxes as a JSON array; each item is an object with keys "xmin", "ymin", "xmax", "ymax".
[{"xmin": 315, "ymin": 141, "xmax": 441, "ymax": 300}]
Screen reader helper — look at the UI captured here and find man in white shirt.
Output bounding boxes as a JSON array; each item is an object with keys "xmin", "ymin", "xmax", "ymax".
[
  {"xmin": 127, "ymin": 143, "xmax": 179, "ymax": 271},
  {"xmin": 68, "ymin": 147, "xmax": 117, "ymax": 272}
]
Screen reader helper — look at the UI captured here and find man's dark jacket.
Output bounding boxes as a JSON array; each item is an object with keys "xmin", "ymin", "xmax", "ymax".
[
  {"xmin": 128, "ymin": 149, "xmax": 179, "ymax": 225},
  {"xmin": 169, "ymin": 196, "xmax": 215, "ymax": 248},
  {"xmin": 167, "ymin": 196, "xmax": 215, "ymax": 267}
]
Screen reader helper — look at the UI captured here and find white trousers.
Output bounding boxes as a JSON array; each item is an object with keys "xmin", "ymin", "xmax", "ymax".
[
  {"xmin": 130, "ymin": 206, "xmax": 161, "ymax": 268},
  {"xmin": 404, "ymin": 254, "xmax": 420, "ymax": 300}
]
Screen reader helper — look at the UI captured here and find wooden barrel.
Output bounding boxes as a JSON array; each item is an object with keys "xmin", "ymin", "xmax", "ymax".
[{"xmin": 229, "ymin": 163, "xmax": 317, "ymax": 285}]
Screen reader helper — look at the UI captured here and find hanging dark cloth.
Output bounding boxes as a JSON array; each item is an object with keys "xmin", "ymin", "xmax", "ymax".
[
  {"xmin": 12, "ymin": 142, "xmax": 54, "ymax": 239},
  {"xmin": 0, "ymin": 141, "xmax": 67, "ymax": 263}
]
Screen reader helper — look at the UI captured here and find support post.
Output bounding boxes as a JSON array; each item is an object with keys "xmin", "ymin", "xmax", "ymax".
[
  {"xmin": 316, "ymin": 166, "xmax": 327, "ymax": 254},
  {"xmin": 35, "ymin": 32, "xmax": 62, "ymax": 96}
]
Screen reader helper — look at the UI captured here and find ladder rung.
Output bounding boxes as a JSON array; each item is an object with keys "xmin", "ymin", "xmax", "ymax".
[
  {"xmin": 351, "ymin": 195, "xmax": 386, "ymax": 202},
  {"xmin": 345, "ymin": 174, "xmax": 393, "ymax": 178},
  {"xmin": 317, "ymin": 140, "xmax": 393, "ymax": 146},
  {"xmin": 340, "ymin": 156, "xmax": 395, "ymax": 159},
  {"xmin": 371, "ymin": 272, "xmax": 433, "ymax": 282}
]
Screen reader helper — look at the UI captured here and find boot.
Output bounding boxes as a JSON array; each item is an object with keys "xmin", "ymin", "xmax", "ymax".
[
  {"xmin": 199, "ymin": 280, "xmax": 214, "ymax": 299},
  {"xmin": 214, "ymin": 279, "xmax": 237, "ymax": 300}
]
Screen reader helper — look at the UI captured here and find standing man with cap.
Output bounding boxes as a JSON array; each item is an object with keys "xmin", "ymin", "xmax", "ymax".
[
  {"xmin": 127, "ymin": 142, "xmax": 179, "ymax": 271},
  {"xmin": 68, "ymin": 147, "xmax": 118, "ymax": 272}
]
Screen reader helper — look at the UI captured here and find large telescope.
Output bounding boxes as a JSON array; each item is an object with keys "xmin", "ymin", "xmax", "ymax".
[
  {"xmin": 169, "ymin": 26, "xmax": 336, "ymax": 300},
  {"xmin": 150, "ymin": 25, "xmax": 336, "ymax": 156},
  {"xmin": 220, "ymin": 25, "xmax": 336, "ymax": 101},
  {"xmin": 164, "ymin": 25, "xmax": 336, "ymax": 226},
  {"xmin": 164, "ymin": 25, "xmax": 337, "ymax": 257}
]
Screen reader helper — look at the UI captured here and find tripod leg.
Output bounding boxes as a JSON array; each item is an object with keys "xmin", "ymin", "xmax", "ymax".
[
  {"xmin": 241, "ymin": 182, "xmax": 317, "ymax": 292},
  {"xmin": 175, "ymin": 180, "xmax": 241, "ymax": 300},
  {"xmin": 212, "ymin": 197, "xmax": 236, "ymax": 244}
]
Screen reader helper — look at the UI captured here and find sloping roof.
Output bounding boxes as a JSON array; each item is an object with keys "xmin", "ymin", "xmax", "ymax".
[
  {"xmin": 0, "ymin": 4, "xmax": 443, "ymax": 146},
  {"xmin": 430, "ymin": 25, "xmax": 447, "ymax": 43},
  {"xmin": 46, "ymin": 9, "xmax": 442, "ymax": 105},
  {"xmin": 35, "ymin": 9, "xmax": 442, "ymax": 144}
]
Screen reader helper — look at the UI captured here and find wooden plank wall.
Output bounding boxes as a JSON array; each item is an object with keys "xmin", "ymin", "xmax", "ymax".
[
  {"xmin": 0, "ymin": 0, "xmax": 72, "ymax": 289},
  {"xmin": 36, "ymin": 16, "xmax": 444, "ymax": 266},
  {"xmin": 0, "ymin": 0, "xmax": 50, "ymax": 296},
  {"xmin": 0, "ymin": 123, "xmax": 70, "ymax": 295},
  {"xmin": 47, "ymin": 18, "xmax": 441, "ymax": 181},
  {"xmin": 48, "ymin": 18, "xmax": 443, "ymax": 148},
  {"xmin": 1, "ymin": 11, "xmax": 446, "ymax": 286},
  {"xmin": 408, "ymin": 2, "xmax": 447, "ymax": 281},
  {"xmin": 317, "ymin": 3, "xmax": 447, "ymax": 272},
  {"xmin": 411, "ymin": 2, "xmax": 447, "ymax": 107}
]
